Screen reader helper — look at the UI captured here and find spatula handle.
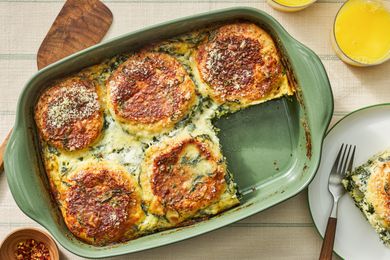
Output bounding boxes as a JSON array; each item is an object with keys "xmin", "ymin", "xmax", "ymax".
[
  {"xmin": 0, "ymin": 129, "xmax": 12, "ymax": 172},
  {"xmin": 319, "ymin": 217, "xmax": 337, "ymax": 260}
]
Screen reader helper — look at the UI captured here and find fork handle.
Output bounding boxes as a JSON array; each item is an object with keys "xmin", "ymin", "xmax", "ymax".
[{"xmin": 319, "ymin": 217, "xmax": 337, "ymax": 260}]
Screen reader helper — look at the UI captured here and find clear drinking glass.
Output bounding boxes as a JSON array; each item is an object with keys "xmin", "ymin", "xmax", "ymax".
[
  {"xmin": 267, "ymin": 0, "xmax": 316, "ymax": 12},
  {"xmin": 331, "ymin": 0, "xmax": 390, "ymax": 66}
]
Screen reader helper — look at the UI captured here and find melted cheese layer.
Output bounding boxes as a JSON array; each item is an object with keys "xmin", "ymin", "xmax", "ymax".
[{"xmin": 39, "ymin": 22, "xmax": 294, "ymax": 246}]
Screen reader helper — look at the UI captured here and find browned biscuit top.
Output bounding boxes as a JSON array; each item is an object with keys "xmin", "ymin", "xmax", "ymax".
[
  {"xmin": 63, "ymin": 163, "xmax": 144, "ymax": 245},
  {"xmin": 195, "ymin": 23, "xmax": 283, "ymax": 106},
  {"xmin": 107, "ymin": 52, "xmax": 196, "ymax": 134},
  {"xmin": 151, "ymin": 138, "xmax": 226, "ymax": 217},
  {"xmin": 35, "ymin": 77, "xmax": 103, "ymax": 151},
  {"xmin": 367, "ymin": 162, "xmax": 390, "ymax": 225}
]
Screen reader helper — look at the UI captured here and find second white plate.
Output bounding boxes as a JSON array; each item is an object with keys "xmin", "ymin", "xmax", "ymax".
[{"xmin": 308, "ymin": 104, "xmax": 390, "ymax": 260}]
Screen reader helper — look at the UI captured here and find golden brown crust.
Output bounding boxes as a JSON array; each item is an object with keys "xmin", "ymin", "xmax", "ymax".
[
  {"xmin": 141, "ymin": 135, "xmax": 227, "ymax": 224},
  {"xmin": 61, "ymin": 162, "xmax": 145, "ymax": 245},
  {"xmin": 35, "ymin": 77, "xmax": 103, "ymax": 151},
  {"xmin": 194, "ymin": 23, "xmax": 284, "ymax": 109},
  {"xmin": 107, "ymin": 52, "xmax": 197, "ymax": 137},
  {"xmin": 367, "ymin": 161, "xmax": 390, "ymax": 227}
]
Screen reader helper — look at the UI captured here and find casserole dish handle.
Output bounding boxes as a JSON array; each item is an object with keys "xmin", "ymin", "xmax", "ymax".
[
  {"xmin": 4, "ymin": 128, "xmax": 49, "ymax": 224},
  {"xmin": 285, "ymin": 38, "xmax": 334, "ymax": 138}
]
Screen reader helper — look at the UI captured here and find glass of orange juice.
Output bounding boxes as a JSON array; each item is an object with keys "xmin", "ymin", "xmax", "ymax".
[
  {"xmin": 332, "ymin": 0, "xmax": 390, "ymax": 66},
  {"xmin": 267, "ymin": 0, "xmax": 317, "ymax": 12}
]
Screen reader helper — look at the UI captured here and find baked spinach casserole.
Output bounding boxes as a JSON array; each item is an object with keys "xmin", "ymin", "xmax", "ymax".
[
  {"xmin": 34, "ymin": 22, "xmax": 295, "ymax": 246},
  {"xmin": 342, "ymin": 150, "xmax": 390, "ymax": 246}
]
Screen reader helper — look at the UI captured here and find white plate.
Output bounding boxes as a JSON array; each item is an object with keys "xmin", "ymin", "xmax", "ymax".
[{"xmin": 308, "ymin": 104, "xmax": 390, "ymax": 260}]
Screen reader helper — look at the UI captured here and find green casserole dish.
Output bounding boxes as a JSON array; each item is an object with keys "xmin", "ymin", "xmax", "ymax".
[{"xmin": 4, "ymin": 7, "xmax": 333, "ymax": 258}]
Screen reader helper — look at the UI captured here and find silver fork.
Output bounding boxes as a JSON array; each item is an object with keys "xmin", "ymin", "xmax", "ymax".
[{"xmin": 319, "ymin": 144, "xmax": 356, "ymax": 260}]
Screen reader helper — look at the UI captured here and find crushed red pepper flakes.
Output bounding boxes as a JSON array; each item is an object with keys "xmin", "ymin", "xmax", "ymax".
[{"xmin": 14, "ymin": 238, "xmax": 51, "ymax": 260}]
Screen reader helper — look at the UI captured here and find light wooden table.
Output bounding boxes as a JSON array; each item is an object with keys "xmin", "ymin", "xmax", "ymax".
[{"xmin": 1, "ymin": 1, "xmax": 389, "ymax": 259}]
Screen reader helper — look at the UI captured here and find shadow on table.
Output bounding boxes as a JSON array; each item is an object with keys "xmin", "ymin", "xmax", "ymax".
[
  {"xmin": 59, "ymin": 249, "xmax": 70, "ymax": 260},
  {"xmin": 348, "ymin": 61, "xmax": 390, "ymax": 89}
]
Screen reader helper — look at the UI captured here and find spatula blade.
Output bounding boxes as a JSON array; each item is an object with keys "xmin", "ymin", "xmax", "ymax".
[{"xmin": 37, "ymin": 0, "xmax": 113, "ymax": 70}]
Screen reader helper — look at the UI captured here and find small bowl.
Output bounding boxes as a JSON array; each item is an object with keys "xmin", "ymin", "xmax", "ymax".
[
  {"xmin": 267, "ymin": 0, "xmax": 317, "ymax": 12},
  {"xmin": 0, "ymin": 228, "xmax": 59, "ymax": 260}
]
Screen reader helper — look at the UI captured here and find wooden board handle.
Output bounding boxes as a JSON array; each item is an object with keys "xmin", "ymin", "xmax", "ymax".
[
  {"xmin": 319, "ymin": 217, "xmax": 337, "ymax": 260},
  {"xmin": 0, "ymin": 130, "xmax": 12, "ymax": 172}
]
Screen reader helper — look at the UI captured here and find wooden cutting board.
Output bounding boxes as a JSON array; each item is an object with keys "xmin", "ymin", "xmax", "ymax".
[{"xmin": 0, "ymin": 0, "xmax": 113, "ymax": 171}]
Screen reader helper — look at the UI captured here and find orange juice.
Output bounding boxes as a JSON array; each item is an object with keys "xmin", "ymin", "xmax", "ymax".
[
  {"xmin": 333, "ymin": 0, "xmax": 390, "ymax": 65},
  {"xmin": 273, "ymin": 0, "xmax": 314, "ymax": 7},
  {"xmin": 267, "ymin": 0, "xmax": 316, "ymax": 12}
]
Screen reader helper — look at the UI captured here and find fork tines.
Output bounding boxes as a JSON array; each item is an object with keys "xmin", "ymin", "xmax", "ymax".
[{"xmin": 333, "ymin": 144, "xmax": 356, "ymax": 176}]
